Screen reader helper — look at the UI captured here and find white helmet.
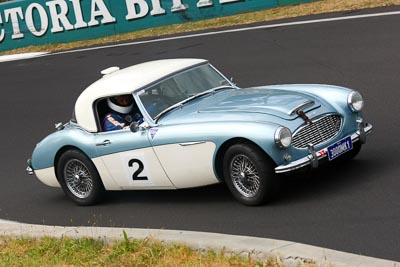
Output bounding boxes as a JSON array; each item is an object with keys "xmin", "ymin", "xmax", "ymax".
[{"xmin": 107, "ymin": 95, "xmax": 133, "ymax": 114}]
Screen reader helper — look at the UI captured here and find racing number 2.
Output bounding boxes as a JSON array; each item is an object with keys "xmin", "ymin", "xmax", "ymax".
[{"xmin": 128, "ymin": 159, "xmax": 148, "ymax": 181}]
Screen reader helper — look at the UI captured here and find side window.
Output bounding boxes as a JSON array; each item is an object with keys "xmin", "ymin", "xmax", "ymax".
[
  {"xmin": 95, "ymin": 96, "xmax": 142, "ymax": 132},
  {"xmin": 95, "ymin": 99, "xmax": 110, "ymax": 132}
]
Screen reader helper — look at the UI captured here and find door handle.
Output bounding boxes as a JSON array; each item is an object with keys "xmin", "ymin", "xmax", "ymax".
[{"xmin": 96, "ymin": 140, "xmax": 111, "ymax": 146}]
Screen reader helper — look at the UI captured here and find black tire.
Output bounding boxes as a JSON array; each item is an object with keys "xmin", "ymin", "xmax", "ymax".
[
  {"xmin": 223, "ymin": 142, "xmax": 279, "ymax": 206},
  {"xmin": 56, "ymin": 150, "xmax": 105, "ymax": 206}
]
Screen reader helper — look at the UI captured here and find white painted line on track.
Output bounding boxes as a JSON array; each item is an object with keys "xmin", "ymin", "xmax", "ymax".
[
  {"xmin": 0, "ymin": 52, "xmax": 49, "ymax": 63},
  {"xmin": 50, "ymin": 10, "xmax": 400, "ymax": 55},
  {"xmin": 1, "ymin": 10, "xmax": 400, "ymax": 61}
]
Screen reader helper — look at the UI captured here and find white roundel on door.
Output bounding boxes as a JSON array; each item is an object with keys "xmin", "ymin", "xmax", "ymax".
[
  {"xmin": 99, "ymin": 148, "xmax": 174, "ymax": 189},
  {"xmin": 122, "ymin": 153, "xmax": 152, "ymax": 185}
]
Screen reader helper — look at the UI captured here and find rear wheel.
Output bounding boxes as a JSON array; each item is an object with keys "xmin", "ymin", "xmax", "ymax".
[
  {"xmin": 223, "ymin": 143, "xmax": 279, "ymax": 206},
  {"xmin": 57, "ymin": 150, "xmax": 105, "ymax": 206}
]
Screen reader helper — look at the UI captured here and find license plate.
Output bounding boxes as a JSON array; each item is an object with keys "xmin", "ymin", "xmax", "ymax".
[{"xmin": 327, "ymin": 136, "xmax": 353, "ymax": 161}]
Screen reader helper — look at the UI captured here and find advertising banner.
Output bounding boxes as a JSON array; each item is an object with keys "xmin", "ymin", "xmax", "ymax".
[{"xmin": 0, "ymin": 0, "xmax": 312, "ymax": 52}]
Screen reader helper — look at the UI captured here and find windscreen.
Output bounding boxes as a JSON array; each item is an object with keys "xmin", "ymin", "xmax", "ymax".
[{"xmin": 137, "ymin": 64, "xmax": 229, "ymax": 119}]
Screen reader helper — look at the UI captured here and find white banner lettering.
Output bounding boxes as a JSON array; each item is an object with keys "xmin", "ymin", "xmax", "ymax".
[
  {"xmin": 125, "ymin": 0, "xmax": 149, "ymax": 20},
  {"xmin": 46, "ymin": 0, "xmax": 74, "ymax": 33},
  {"xmin": 5, "ymin": 7, "xmax": 24, "ymax": 39},
  {"xmin": 0, "ymin": 14, "xmax": 4, "ymax": 42},
  {"xmin": 70, "ymin": 0, "xmax": 88, "ymax": 29},
  {"xmin": 26, "ymin": 3, "xmax": 48, "ymax": 37},
  {"xmin": 171, "ymin": 0, "xmax": 187, "ymax": 12},
  {"xmin": 0, "ymin": 0, "xmax": 245, "ymax": 46},
  {"xmin": 150, "ymin": 0, "xmax": 165, "ymax": 16},
  {"xmin": 88, "ymin": 0, "xmax": 116, "ymax": 27}
]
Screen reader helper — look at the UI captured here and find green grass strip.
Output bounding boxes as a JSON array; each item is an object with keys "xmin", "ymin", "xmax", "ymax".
[{"xmin": 0, "ymin": 233, "xmax": 309, "ymax": 266}]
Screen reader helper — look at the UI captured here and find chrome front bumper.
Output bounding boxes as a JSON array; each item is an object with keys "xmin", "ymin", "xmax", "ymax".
[{"xmin": 275, "ymin": 122, "xmax": 373, "ymax": 174}]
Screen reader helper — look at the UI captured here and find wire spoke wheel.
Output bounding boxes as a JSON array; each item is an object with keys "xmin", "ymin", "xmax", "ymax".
[
  {"xmin": 64, "ymin": 159, "xmax": 93, "ymax": 199},
  {"xmin": 223, "ymin": 143, "xmax": 278, "ymax": 206},
  {"xmin": 230, "ymin": 154, "xmax": 260, "ymax": 198},
  {"xmin": 57, "ymin": 150, "xmax": 104, "ymax": 205}
]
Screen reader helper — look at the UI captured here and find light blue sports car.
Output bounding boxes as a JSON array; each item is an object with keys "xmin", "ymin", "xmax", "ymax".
[{"xmin": 27, "ymin": 58, "xmax": 372, "ymax": 206}]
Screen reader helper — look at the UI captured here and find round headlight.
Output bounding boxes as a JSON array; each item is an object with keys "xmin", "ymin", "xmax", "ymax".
[
  {"xmin": 275, "ymin": 127, "xmax": 292, "ymax": 148},
  {"xmin": 348, "ymin": 91, "xmax": 364, "ymax": 112}
]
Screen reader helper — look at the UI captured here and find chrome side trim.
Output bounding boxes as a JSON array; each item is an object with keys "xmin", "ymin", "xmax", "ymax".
[
  {"xmin": 275, "ymin": 122, "xmax": 373, "ymax": 174},
  {"xmin": 179, "ymin": 141, "xmax": 206, "ymax": 146},
  {"xmin": 288, "ymin": 100, "xmax": 315, "ymax": 115}
]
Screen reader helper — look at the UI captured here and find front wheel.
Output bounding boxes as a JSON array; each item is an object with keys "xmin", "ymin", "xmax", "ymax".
[
  {"xmin": 223, "ymin": 143, "xmax": 279, "ymax": 206},
  {"xmin": 57, "ymin": 150, "xmax": 105, "ymax": 206}
]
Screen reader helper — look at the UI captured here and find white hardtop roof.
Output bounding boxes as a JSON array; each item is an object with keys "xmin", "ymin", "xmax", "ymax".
[{"xmin": 74, "ymin": 58, "xmax": 208, "ymax": 132}]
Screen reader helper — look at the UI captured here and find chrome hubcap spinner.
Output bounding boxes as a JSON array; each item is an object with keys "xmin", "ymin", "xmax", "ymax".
[
  {"xmin": 64, "ymin": 159, "xmax": 93, "ymax": 199},
  {"xmin": 230, "ymin": 154, "xmax": 260, "ymax": 198}
]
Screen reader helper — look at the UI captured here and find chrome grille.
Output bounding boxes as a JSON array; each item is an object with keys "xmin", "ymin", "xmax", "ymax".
[{"xmin": 292, "ymin": 114, "xmax": 342, "ymax": 149}]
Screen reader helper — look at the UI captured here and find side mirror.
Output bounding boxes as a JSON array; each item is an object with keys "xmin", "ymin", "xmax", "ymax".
[
  {"xmin": 130, "ymin": 122, "xmax": 148, "ymax": 133},
  {"xmin": 130, "ymin": 122, "xmax": 140, "ymax": 133}
]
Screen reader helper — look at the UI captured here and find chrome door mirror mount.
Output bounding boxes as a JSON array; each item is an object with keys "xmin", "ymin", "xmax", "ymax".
[{"xmin": 130, "ymin": 122, "xmax": 149, "ymax": 133}]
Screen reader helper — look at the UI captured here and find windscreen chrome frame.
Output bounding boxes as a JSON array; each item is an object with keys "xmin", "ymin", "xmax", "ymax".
[{"xmin": 133, "ymin": 63, "xmax": 236, "ymax": 127}]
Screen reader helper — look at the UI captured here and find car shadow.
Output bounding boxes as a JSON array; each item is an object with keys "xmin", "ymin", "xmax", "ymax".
[
  {"xmin": 101, "ymin": 155, "xmax": 383, "ymax": 207},
  {"xmin": 275, "ymin": 156, "xmax": 382, "ymax": 205},
  {"xmin": 104, "ymin": 183, "xmax": 234, "ymax": 206}
]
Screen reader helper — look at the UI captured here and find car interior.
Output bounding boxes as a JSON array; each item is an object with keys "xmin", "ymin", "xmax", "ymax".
[{"xmin": 95, "ymin": 97, "xmax": 141, "ymax": 132}]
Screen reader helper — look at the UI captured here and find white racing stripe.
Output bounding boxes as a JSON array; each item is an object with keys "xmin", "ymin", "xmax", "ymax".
[{"xmin": 1, "ymin": 10, "xmax": 400, "ymax": 61}]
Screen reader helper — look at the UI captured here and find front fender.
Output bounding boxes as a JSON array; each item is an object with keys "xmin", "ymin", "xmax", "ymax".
[{"xmin": 151, "ymin": 121, "xmax": 287, "ymax": 166}]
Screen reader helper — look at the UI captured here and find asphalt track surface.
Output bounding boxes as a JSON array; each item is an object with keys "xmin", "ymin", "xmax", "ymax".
[{"xmin": 1, "ymin": 6, "xmax": 400, "ymax": 262}]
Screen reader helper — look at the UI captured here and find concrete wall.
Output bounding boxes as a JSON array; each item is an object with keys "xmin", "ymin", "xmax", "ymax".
[{"xmin": 0, "ymin": 0, "xmax": 313, "ymax": 52}]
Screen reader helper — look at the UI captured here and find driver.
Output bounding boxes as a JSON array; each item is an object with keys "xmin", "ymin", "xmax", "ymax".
[{"xmin": 103, "ymin": 94, "xmax": 144, "ymax": 131}]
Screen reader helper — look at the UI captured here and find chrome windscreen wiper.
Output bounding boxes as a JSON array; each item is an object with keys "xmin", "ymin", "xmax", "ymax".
[{"xmin": 154, "ymin": 86, "xmax": 236, "ymax": 121}]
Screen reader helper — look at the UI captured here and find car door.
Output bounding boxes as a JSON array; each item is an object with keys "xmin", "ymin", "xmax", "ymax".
[
  {"xmin": 148, "ymin": 125, "xmax": 220, "ymax": 189},
  {"xmin": 95, "ymin": 129, "xmax": 174, "ymax": 189}
]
